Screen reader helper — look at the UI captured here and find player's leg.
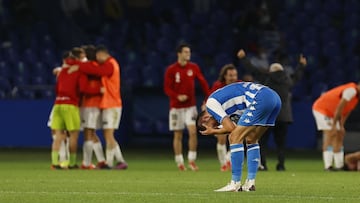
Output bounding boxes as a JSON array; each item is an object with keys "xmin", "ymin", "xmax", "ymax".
[
  {"xmin": 64, "ymin": 104, "xmax": 81, "ymax": 169},
  {"xmin": 242, "ymin": 126, "xmax": 268, "ymax": 191},
  {"xmin": 313, "ymin": 110, "xmax": 335, "ymax": 170},
  {"xmin": 273, "ymin": 121, "xmax": 288, "ymax": 171},
  {"xmin": 169, "ymin": 108, "xmax": 186, "ymax": 170},
  {"xmin": 51, "ymin": 130, "xmax": 67, "ymax": 169},
  {"xmin": 216, "ymin": 134, "xmax": 229, "ymax": 171},
  {"xmin": 215, "ymin": 125, "xmax": 254, "ymax": 192},
  {"xmin": 68, "ymin": 130, "xmax": 80, "ymax": 168},
  {"xmin": 102, "ymin": 108, "xmax": 127, "ymax": 169},
  {"xmin": 332, "ymin": 129, "xmax": 345, "ymax": 170},
  {"xmin": 92, "ymin": 132, "xmax": 107, "ymax": 168},
  {"xmin": 82, "ymin": 128, "xmax": 95, "ymax": 169},
  {"xmin": 50, "ymin": 105, "xmax": 66, "ymax": 169},
  {"xmin": 185, "ymin": 106, "xmax": 199, "ymax": 171}
]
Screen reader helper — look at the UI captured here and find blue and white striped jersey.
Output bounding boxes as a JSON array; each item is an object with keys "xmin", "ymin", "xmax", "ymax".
[{"xmin": 206, "ymin": 82, "xmax": 265, "ymax": 123}]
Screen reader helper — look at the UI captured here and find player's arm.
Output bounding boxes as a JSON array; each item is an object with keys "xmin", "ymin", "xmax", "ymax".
[
  {"xmin": 195, "ymin": 66, "xmax": 210, "ymax": 97},
  {"xmin": 237, "ymin": 49, "xmax": 268, "ymax": 76},
  {"xmin": 333, "ymin": 98, "xmax": 347, "ymax": 129},
  {"xmin": 78, "ymin": 73, "xmax": 103, "ymax": 95},
  {"xmin": 201, "ymin": 116, "xmax": 235, "ymax": 135},
  {"xmin": 79, "ymin": 61, "xmax": 113, "ymax": 77},
  {"xmin": 163, "ymin": 68, "xmax": 179, "ymax": 99}
]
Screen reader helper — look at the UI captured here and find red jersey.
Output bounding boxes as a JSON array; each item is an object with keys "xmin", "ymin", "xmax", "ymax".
[
  {"xmin": 55, "ymin": 60, "xmax": 102, "ymax": 106},
  {"xmin": 164, "ymin": 62, "xmax": 210, "ymax": 108},
  {"xmin": 79, "ymin": 57, "xmax": 122, "ymax": 108},
  {"xmin": 80, "ymin": 61, "xmax": 102, "ymax": 108}
]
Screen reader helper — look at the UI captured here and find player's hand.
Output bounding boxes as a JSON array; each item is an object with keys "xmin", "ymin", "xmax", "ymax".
[
  {"xmin": 177, "ymin": 94, "xmax": 188, "ymax": 102},
  {"xmin": 100, "ymin": 87, "xmax": 106, "ymax": 94},
  {"xmin": 299, "ymin": 54, "xmax": 307, "ymax": 66},
  {"xmin": 237, "ymin": 49, "xmax": 246, "ymax": 59},
  {"xmin": 67, "ymin": 65, "xmax": 79, "ymax": 74},
  {"xmin": 53, "ymin": 67, "xmax": 62, "ymax": 76},
  {"xmin": 199, "ymin": 123, "xmax": 214, "ymax": 135}
]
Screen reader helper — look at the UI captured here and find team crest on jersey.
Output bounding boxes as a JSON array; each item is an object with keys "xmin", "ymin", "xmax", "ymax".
[{"xmin": 187, "ymin": 69, "xmax": 193, "ymax": 76}]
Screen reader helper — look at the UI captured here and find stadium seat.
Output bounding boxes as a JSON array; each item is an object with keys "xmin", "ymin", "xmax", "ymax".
[
  {"xmin": 146, "ymin": 51, "xmax": 163, "ymax": 68},
  {"xmin": 0, "ymin": 61, "xmax": 11, "ymax": 78},
  {"xmin": 18, "ymin": 89, "xmax": 36, "ymax": 99},
  {"xmin": 311, "ymin": 82, "xmax": 328, "ymax": 101},
  {"xmin": 303, "ymin": 0, "xmax": 322, "ymax": 15},
  {"xmin": 23, "ymin": 48, "xmax": 38, "ymax": 66},
  {"xmin": 31, "ymin": 75, "xmax": 47, "ymax": 85},
  {"xmin": 214, "ymin": 52, "xmax": 233, "ymax": 68},
  {"xmin": 12, "ymin": 75, "xmax": 30, "ymax": 87},
  {"xmin": 0, "ymin": 77, "xmax": 12, "ymax": 93},
  {"xmin": 39, "ymin": 89, "xmax": 54, "ymax": 99},
  {"xmin": 141, "ymin": 65, "xmax": 161, "ymax": 87},
  {"xmin": 155, "ymin": 119, "xmax": 170, "ymax": 134},
  {"xmin": 322, "ymin": 0, "xmax": 342, "ymax": 16},
  {"xmin": 133, "ymin": 118, "xmax": 154, "ymax": 135},
  {"xmin": 156, "ymin": 37, "xmax": 173, "ymax": 54}
]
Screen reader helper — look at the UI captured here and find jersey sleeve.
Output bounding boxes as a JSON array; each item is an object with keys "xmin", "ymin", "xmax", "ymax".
[
  {"xmin": 194, "ymin": 65, "xmax": 210, "ymax": 97},
  {"xmin": 342, "ymin": 87, "xmax": 357, "ymax": 101},
  {"xmin": 80, "ymin": 61, "xmax": 113, "ymax": 77},
  {"xmin": 163, "ymin": 67, "xmax": 178, "ymax": 99},
  {"xmin": 206, "ymin": 98, "xmax": 228, "ymax": 124}
]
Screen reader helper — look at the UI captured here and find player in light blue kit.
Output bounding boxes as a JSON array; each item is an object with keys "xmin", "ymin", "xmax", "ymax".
[{"xmin": 197, "ymin": 82, "xmax": 281, "ymax": 192}]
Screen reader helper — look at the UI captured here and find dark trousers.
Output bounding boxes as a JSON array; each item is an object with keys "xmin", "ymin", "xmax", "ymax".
[{"xmin": 259, "ymin": 121, "xmax": 289, "ymax": 167}]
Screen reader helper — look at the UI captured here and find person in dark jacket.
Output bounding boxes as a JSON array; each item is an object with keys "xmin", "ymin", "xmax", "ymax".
[{"xmin": 237, "ymin": 49, "xmax": 307, "ymax": 171}]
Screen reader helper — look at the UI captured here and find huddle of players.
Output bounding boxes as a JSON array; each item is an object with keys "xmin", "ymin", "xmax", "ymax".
[{"xmin": 49, "ymin": 45, "xmax": 127, "ymax": 170}]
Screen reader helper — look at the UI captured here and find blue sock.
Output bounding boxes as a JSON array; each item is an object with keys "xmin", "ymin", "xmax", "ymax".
[
  {"xmin": 230, "ymin": 144, "xmax": 244, "ymax": 182},
  {"xmin": 247, "ymin": 143, "xmax": 260, "ymax": 180}
]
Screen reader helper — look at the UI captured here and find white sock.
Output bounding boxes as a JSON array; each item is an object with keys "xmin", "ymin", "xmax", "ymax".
[
  {"xmin": 323, "ymin": 147, "xmax": 334, "ymax": 169},
  {"xmin": 175, "ymin": 154, "xmax": 184, "ymax": 166},
  {"xmin": 93, "ymin": 142, "xmax": 106, "ymax": 162},
  {"xmin": 82, "ymin": 141, "xmax": 94, "ymax": 166},
  {"xmin": 188, "ymin": 151, "xmax": 197, "ymax": 162},
  {"xmin": 114, "ymin": 144, "xmax": 125, "ymax": 163},
  {"xmin": 226, "ymin": 151, "xmax": 231, "ymax": 163},
  {"xmin": 65, "ymin": 137, "xmax": 70, "ymax": 160},
  {"xmin": 106, "ymin": 147, "xmax": 115, "ymax": 167},
  {"xmin": 334, "ymin": 150, "xmax": 344, "ymax": 169},
  {"xmin": 216, "ymin": 143, "xmax": 227, "ymax": 166},
  {"xmin": 59, "ymin": 140, "xmax": 67, "ymax": 162}
]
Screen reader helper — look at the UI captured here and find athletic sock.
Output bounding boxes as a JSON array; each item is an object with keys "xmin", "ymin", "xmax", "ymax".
[
  {"xmin": 51, "ymin": 151, "xmax": 59, "ymax": 165},
  {"xmin": 188, "ymin": 151, "xmax": 197, "ymax": 162},
  {"xmin": 175, "ymin": 154, "xmax": 184, "ymax": 166},
  {"xmin": 334, "ymin": 147, "xmax": 344, "ymax": 169},
  {"xmin": 114, "ymin": 144, "xmax": 125, "ymax": 163},
  {"xmin": 230, "ymin": 144, "xmax": 245, "ymax": 182},
  {"xmin": 82, "ymin": 141, "xmax": 94, "ymax": 166},
  {"xmin": 106, "ymin": 147, "xmax": 115, "ymax": 167},
  {"xmin": 69, "ymin": 153, "xmax": 77, "ymax": 166},
  {"xmin": 217, "ymin": 143, "xmax": 227, "ymax": 166},
  {"xmin": 59, "ymin": 140, "xmax": 67, "ymax": 163},
  {"xmin": 247, "ymin": 144, "xmax": 260, "ymax": 180},
  {"xmin": 323, "ymin": 146, "xmax": 334, "ymax": 169},
  {"xmin": 93, "ymin": 142, "xmax": 106, "ymax": 163}
]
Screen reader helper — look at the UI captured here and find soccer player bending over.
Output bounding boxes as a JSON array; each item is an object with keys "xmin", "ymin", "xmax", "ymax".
[
  {"xmin": 198, "ymin": 82, "xmax": 281, "ymax": 192},
  {"xmin": 312, "ymin": 82, "xmax": 360, "ymax": 171}
]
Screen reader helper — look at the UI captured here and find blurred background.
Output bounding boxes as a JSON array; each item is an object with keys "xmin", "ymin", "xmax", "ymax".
[{"xmin": 0, "ymin": 0, "xmax": 360, "ymax": 151}]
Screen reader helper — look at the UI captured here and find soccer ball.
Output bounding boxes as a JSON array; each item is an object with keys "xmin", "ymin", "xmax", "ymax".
[{"xmin": 59, "ymin": 160, "xmax": 69, "ymax": 168}]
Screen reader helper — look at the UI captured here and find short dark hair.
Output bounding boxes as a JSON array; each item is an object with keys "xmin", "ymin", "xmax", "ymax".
[
  {"xmin": 62, "ymin": 51, "xmax": 72, "ymax": 60},
  {"xmin": 71, "ymin": 47, "xmax": 85, "ymax": 59},
  {"xmin": 176, "ymin": 42, "xmax": 191, "ymax": 53},
  {"xmin": 196, "ymin": 110, "xmax": 208, "ymax": 132},
  {"xmin": 96, "ymin": 45, "xmax": 109, "ymax": 54},
  {"xmin": 83, "ymin": 44, "xmax": 96, "ymax": 61}
]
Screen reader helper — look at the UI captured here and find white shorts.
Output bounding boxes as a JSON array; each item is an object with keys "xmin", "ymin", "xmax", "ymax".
[
  {"xmin": 169, "ymin": 106, "xmax": 197, "ymax": 131},
  {"xmin": 312, "ymin": 110, "xmax": 340, "ymax": 130},
  {"xmin": 80, "ymin": 107, "xmax": 102, "ymax": 129},
  {"xmin": 102, "ymin": 108, "xmax": 122, "ymax": 129}
]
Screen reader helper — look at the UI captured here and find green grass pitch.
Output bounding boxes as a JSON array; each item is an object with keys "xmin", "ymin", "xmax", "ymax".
[{"xmin": 0, "ymin": 148, "xmax": 359, "ymax": 203}]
